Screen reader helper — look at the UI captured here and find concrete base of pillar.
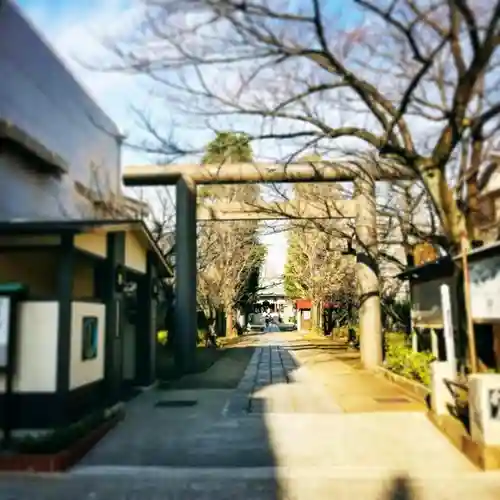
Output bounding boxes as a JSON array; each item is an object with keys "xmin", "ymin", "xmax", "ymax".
[
  {"xmin": 359, "ymin": 295, "xmax": 382, "ymax": 369},
  {"xmin": 431, "ymin": 361, "xmax": 455, "ymax": 416}
]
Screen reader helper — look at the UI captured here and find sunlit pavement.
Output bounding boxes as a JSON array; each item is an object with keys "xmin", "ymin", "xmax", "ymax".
[{"xmin": 2, "ymin": 332, "xmax": 500, "ymax": 499}]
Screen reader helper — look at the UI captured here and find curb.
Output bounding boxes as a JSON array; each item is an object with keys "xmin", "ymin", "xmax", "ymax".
[
  {"xmin": 373, "ymin": 366, "xmax": 430, "ymax": 403},
  {"xmin": 427, "ymin": 411, "xmax": 500, "ymax": 471}
]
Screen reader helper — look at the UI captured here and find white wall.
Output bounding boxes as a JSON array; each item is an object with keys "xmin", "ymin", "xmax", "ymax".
[
  {"xmin": 296, "ymin": 309, "xmax": 302, "ymax": 330},
  {"xmin": 282, "ymin": 304, "xmax": 294, "ymax": 322},
  {"xmin": 0, "ymin": 301, "xmax": 59, "ymax": 393},
  {"xmin": 69, "ymin": 302, "xmax": 106, "ymax": 390}
]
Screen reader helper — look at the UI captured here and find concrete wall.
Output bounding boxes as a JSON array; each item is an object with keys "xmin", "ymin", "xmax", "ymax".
[
  {"xmin": 0, "ymin": 301, "xmax": 59, "ymax": 393},
  {"xmin": 0, "ymin": 250, "xmax": 58, "ymax": 296},
  {"xmin": 0, "ymin": 1, "xmax": 121, "ymax": 220},
  {"xmin": 69, "ymin": 301, "xmax": 106, "ymax": 390},
  {"xmin": 125, "ymin": 231, "xmax": 146, "ymax": 274}
]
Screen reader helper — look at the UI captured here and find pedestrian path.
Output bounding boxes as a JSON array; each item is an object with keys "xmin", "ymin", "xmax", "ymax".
[
  {"xmin": 74, "ymin": 332, "xmax": 474, "ymax": 475},
  {"xmin": 2, "ymin": 332, "xmax": 500, "ymax": 499},
  {"xmin": 224, "ymin": 343, "xmax": 342, "ymax": 416}
]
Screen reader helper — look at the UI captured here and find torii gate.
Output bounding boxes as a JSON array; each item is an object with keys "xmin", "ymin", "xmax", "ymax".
[{"xmin": 123, "ymin": 161, "xmax": 414, "ymax": 371}]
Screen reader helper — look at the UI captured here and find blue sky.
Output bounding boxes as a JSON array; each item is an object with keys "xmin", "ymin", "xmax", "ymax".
[
  {"xmin": 15, "ymin": 0, "xmax": 362, "ymax": 277},
  {"xmin": 16, "ymin": 0, "xmax": 132, "ymax": 24}
]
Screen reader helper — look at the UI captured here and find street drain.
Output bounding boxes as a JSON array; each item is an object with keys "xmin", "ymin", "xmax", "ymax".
[
  {"xmin": 373, "ymin": 397, "xmax": 411, "ymax": 404},
  {"xmin": 155, "ymin": 400, "xmax": 198, "ymax": 408}
]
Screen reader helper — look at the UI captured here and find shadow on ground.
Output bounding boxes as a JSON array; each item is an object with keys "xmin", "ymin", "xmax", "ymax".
[
  {"xmin": 80, "ymin": 345, "xmax": 277, "ymax": 466},
  {"xmin": 161, "ymin": 346, "xmax": 257, "ymax": 390},
  {"xmin": 385, "ymin": 476, "xmax": 414, "ymax": 500},
  {"xmin": 156, "ymin": 346, "xmax": 227, "ymax": 383},
  {"xmin": 0, "ymin": 335, "xmax": 472, "ymax": 498}
]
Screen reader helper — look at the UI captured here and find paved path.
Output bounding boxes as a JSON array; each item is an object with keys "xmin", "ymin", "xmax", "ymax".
[{"xmin": 2, "ymin": 332, "xmax": 500, "ymax": 499}]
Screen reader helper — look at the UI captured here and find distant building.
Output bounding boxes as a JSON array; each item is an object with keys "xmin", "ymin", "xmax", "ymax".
[{"xmin": 256, "ymin": 277, "xmax": 295, "ymax": 322}]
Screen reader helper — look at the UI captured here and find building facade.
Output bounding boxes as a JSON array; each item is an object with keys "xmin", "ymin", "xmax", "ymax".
[
  {"xmin": 0, "ymin": 3, "xmax": 167, "ymax": 432},
  {"xmin": 0, "ymin": 220, "xmax": 170, "ymax": 431},
  {"xmin": 0, "ymin": 1, "xmax": 141, "ymax": 221}
]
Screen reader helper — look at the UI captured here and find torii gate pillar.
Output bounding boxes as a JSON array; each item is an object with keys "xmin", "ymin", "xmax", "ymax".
[
  {"xmin": 122, "ymin": 161, "xmax": 410, "ymax": 372},
  {"xmin": 175, "ymin": 176, "xmax": 198, "ymax": 373},
  {"xmin": 355, "ymin": 170, "xmax": 382, "ymax": 368}
]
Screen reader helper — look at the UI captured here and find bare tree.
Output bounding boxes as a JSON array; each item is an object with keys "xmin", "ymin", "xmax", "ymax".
[
  {"xmin": 104, "ymin": 0, "xmax": 500, "ymax": 252},
  {"xmin": 197, "ymin": 217, "xmax": 264, "ymax": 336},
  {"xmin": 284, "ymin": 216, "xmax": 356, "ymax": 331},
  {"xmin": 73, "ymin": 161, "xmax": 152, "ymax": 220}
]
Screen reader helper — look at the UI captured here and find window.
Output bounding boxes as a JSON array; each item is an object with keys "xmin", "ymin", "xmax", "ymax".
[{"xmin": 81, "ymin": 316, "xmax": 98, "ymax": 360}]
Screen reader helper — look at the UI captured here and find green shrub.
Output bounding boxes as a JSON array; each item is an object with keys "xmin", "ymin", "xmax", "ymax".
[
  {"xmin": 384, "ymin": 341, "xmax": 435, "ymax": 386},
  {"xmin": 384, "ymin": 331, "xmax": 407, "ymax": 347}
]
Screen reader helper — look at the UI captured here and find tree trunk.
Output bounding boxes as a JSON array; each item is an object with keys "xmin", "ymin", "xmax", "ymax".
[
  {"xmin": 318, "ymin": 302, "xmax": 324, "ymax": 334},
  {"xmin": 216, "ymin": 308, "xmax": 225, "ymax": 337},
  {"xmin": 311, "ymin": 300, "xmax": 322, "ymax": 332},
  {"xmin": 420, "ymin": 161, "xmax": 468, "ymax": 250},
  {"xmin": 226, "ymin": 308, "xmax": 236, "ymax": 337}
]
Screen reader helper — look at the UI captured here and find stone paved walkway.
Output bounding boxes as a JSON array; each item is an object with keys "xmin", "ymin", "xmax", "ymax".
[
  {"xmin": 2, "ymin": 332, "xmax": 500, "ymax": 499},
  {"xmin": 224, "ymin": 344, "xmax": 342, "ymax": 416}
]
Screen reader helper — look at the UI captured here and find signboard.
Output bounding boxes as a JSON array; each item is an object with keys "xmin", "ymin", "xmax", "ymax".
[
  {"xmin": 410, "ymin": 278, "xmax": 451, "ymax": 328},
  {"xmin": 0, "ymin": 296, "xmax": 11, "ymax": 369},
  {"xmin": 469, "ymin": 253, "xmax": 500, "ymax": 321},
  {"xmin": 303, "ymin": 310, "xmax": 311, "ymax": 320}
]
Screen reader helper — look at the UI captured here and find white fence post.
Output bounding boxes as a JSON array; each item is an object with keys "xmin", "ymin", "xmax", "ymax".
[{"xmin": 440, "ymin": 283, "xmax": 457, "ymax": 378}]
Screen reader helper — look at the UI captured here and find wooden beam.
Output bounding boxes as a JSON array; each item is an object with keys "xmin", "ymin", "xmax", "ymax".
[
  {"xmin": 196, "ymin": 199, "xmax": 357, "ymax": 221},
  {"xmin": 123, "ymin": 161, "xmax": 416, "ymax": 186}
]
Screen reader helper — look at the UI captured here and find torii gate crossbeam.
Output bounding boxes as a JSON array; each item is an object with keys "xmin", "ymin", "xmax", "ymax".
[
  {"xmin": 196, "ymin": 200, "xmax": 358, "ymax": 221},
  {"xmin": 123, "ymin": 161, "xmax": 415, "ymax": 372},
  {"xmin": 123, "ymin": 161, "xmax": 414, "ymax": 185}
]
